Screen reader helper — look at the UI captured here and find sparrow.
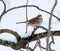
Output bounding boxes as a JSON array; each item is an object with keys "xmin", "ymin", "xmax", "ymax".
[{"xmin": 16, "ymin": 14, "xmax": 43, "ymax": 28}]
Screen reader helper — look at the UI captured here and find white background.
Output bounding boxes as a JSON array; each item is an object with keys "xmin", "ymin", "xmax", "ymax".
[{"xmin": 0, "ymin": 0, "xmax": 60, "ymax": 51}]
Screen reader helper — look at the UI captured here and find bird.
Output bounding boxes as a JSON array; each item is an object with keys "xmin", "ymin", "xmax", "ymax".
[{"xmin": 16, "ymin": 14, "xmax": 43, "ymax": 28}]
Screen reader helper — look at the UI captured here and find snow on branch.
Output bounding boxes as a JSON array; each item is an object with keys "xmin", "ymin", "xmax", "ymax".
[{"xmin": 0, "ymin": 29, "xmax": 60, "ymax": 50}]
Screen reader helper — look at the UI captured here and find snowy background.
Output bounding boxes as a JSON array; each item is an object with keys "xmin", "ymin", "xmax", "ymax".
[{"xmin": 0, "ymin": 0, "xmax": 60, "ymax": 51}]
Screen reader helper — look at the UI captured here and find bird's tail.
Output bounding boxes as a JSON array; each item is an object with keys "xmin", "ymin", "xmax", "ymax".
[{"xmin": 16, "ymin": 21, "xmax": 27, "ymax": 24}]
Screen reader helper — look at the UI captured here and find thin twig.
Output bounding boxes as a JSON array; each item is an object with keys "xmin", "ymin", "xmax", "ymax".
[
  {"xmin": 37, "ymin": 35, "xmax": 42, "ymax": 51},
  {"xmin": 0, "ymin": 0, "xmax": 6, "ymax": 21},
  {"xmin": 26, "ymin": 1, "xmax": 29, "ymax": 51},
  {"xmin": 31, "ymin": 26, "xmax": 48, "ymax": 36},
  {"xmin": 33, "ymin": 42, "xmax": 38, "ymax": 50},
  {"xmin": 49, "ymin": 41, "xmax": 55, "ymax": 51},
  {"xmin": 32, "ymin": 35, "xmax": 46, "ymax": 51},
  {"xmin": 0, "ymin": 5, "xmax": 60, "ymax": 22},
  {"xmin": 46, "ymin": 0, "xmax": 57, "ymax": 51},
  {"xmin": 26, "ymin": 0, "xmax": 28, "ymax": 33}
]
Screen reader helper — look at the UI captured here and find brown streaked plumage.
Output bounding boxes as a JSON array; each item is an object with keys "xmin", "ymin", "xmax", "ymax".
[{"xmin": 16, "ymin": 14, "xmax": 43, "ymax": 28}]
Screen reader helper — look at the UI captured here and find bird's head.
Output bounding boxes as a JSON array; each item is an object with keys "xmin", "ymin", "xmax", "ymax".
[{"xmin": 37, "ymin": 14, "xmax": 42, "ymax": 18}]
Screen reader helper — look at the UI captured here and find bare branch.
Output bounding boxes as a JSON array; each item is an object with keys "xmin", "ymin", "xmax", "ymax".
[
  {"xmin": 37, "ymin": 39, "xmax": 42, "ymax": 51},
  {"xmin": 0, "ymin": 0, "xmax": 59, "ymax": 51},
  {"xmin": 0, "ymin": 29, "xmax": 60, "ymax": 50},
  {"xmin": 46, "ymin": 0, "xmax": 57, "ymax": 51},
  {"xmin": 6, "ymin": 5, "xmax": 60, "ymax": 21},
  {"xmin": 25, "ymin": 1, "xmax": 29, "ymax": 50},
  {"xmin": 33, "ymin": 42, "xmax": 46, "ymax": 50},
  {"xmin": 27, "ymin": 31, "xmax": 60, "ymax": 43},
  {"xmin": 31, "ymin": 26, "xmax": 48, "ymax": 36},
  {"xmin": 0, "ymin": 29, "xmax": 21, "ymax": 41},
  {"xmin": 0, "ymin": 39, "xmax": 19, "ymax": 50},
  {"xmin": 26, "ymin": 0, "xmax": 28, "ymax": 33},
  {"xmin": 0, "ymin": 0, "xmax": 6, "ymax": 21},
  {"xmin": 0, "ymin": 5, "xmax": 60, "ymax": 22},
  {"xmin": 49, "ymin": 41, "xmax": 55, "ymax": 51},
  {"xmin": 0, "ymin": 36, "xmax": 28, "ymax": 50}
]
